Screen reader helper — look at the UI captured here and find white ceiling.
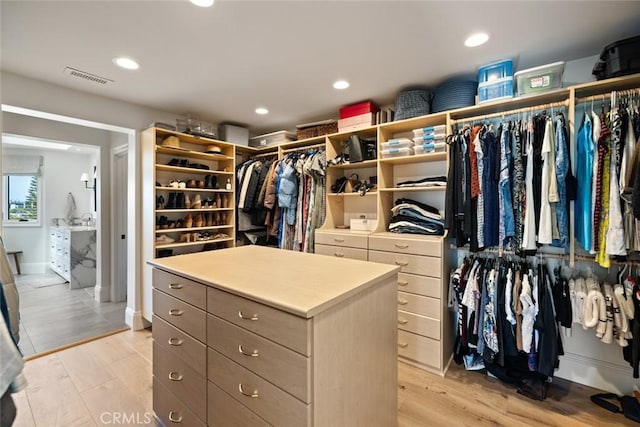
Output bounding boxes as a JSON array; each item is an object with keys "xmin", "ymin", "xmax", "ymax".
[{"xmin": 2, "ymin": 1, "xmax": 640, "ymax": 135}]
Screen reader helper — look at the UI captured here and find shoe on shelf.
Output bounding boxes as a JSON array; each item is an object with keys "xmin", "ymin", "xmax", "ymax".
[
  {"xmin": 179, "ymin": 159, "xmax": 189, "ymax": 168},
  {"xmin": 175, "ymin": 219, "xmax": 184, "ymax": 229},
  {"xmin": 213, "ymin": 212, "xmax": 221, "ymax": 226},
  {"xmin": 194, "ymin": 213, "xmax": 204, "ymax": 228},
  {"xmin": 186, "ymin": 179, "xmax": 197, "ymax": 188},
  {"xmin": 205, "ymin": 213, "xmax": 213, "ymax": 227},
  {"xmin": 175, "ymin": 193, "xmax": 185, "ymax": 209},
  {"xmin": 184, "ymin": 194, "xmax": 191, "ymax": 209},
  {"xmin": 192, "ymin": 194, "xmax": 202, "ymax": 209},
  {"xmin": 167, "ymin": 220, "xmax": 176, "ymax": 229},
  {"xmin": 220, "ymin": 212, "xmax": 227, "ymax": 224},
  {"xmin": 156, "ymin": 195, "xmax": 165, "ymax": 210},
  {"xmin": 179, "ymin": 233, "xmax": 191, "ymax": 243},
  {"xmin": 156, "ymin": 215, "xmax": 168, "ymax": 230},
  {"xmin": 165, "ymin": 192, "xmax": 176, "ymax": 209},
  {"xmin": 156, "ymin": 234, "xmax": 175, "ymax": 244},
  {"xmin": 167, "ymin": 158, "xmax": 181, "ymax": 166},
  {"xmin": 197, "ymin": 180, "xmax": 205, "ymax": 189},
  {"xmin": 169, "ymin": 180, "xmax": 180, "ymax": 189},
  {"xmin": 184, "ymin": 214, "xmax": 193, "ymax": 228},
  {"xmin": 178, "ymin": 181, "xmax": 186, "ymax": 189}
]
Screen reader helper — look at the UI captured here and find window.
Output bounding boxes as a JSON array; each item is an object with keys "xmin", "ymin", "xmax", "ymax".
[{"xmin": 4, "ymin": 174, "xmax": 41, "ymax": 225}]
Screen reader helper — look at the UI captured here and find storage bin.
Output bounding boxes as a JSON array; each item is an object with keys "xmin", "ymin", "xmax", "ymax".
[
  {"xmin": 412, "ymin": 125, "xmax": 445, "ymax": 138},
  {"xmin": 431, "ymin": 80, "xmax": 478, "ymax": 113},
  {"xmin": 414, "ymin": 142, "xmax": 445, "ymax": 155},
  {"xmin": 381, "ymin": 138, "xmax": 413, "ymax": 150},
  {"xmin": 381, "ymin": 147, "xmax": 414, "ymax": 158},
  {"xmin": 249, "ymin": 130, "xmax": 296, "ymax": 147},
  {"xmin": 478, "ymin": 59, "xmax": 513, "ymax": 83},
  {"xmin": 412, "ymin": 134, "xmax": 446, "ymax": 144},
  {"xmin": 514, "ymin": 61, "xmax": 564, "ymax": 96},
  {"xmin": 478, "ymin": 77, "xmax": 514, "ymax": 103},
  {"xmin": 218, "ymin": 123, "xmax": 249, "ymax": 146},
  {"xmin": 592, "ymin": 35, "xmax": 640, "ymax": 80}
]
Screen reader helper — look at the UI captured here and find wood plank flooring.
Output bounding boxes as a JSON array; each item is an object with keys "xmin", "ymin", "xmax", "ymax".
[
  {"xmin": 16, "ymin": 274, "xmax": 127, "ymax": 356},
  {"xmin": 10, "ymin": 329, "xmax": 630, "ymax": 426}
]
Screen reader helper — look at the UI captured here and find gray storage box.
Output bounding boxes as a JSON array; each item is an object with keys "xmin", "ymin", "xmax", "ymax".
[
  {"xmin": 249, "ymin": 131, "xmax": 296, "ymax": 147},
  {"xmin": 218, "ymin": 123, "xmax": 249, "ymax": 146}
]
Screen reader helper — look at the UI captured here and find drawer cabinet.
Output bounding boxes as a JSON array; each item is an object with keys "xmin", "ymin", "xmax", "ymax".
[
  {"xmin": 49, "ymin": 226, "xmax": 96, "ymax": 288},
  {"xmin": 315, "ymin": 230, "xmax": 369, "ymax": 262},
  {"xmin": 150, "ymin": 245, "xmax": 398, "ymax": 427},
  {"xmin": 315, "ymin": 244, "xmax": 368, "ymax": 261}
]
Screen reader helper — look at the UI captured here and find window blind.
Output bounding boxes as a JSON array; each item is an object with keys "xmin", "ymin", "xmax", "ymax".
[{"xmin": 2, "ymin": 155, "xmax": 43, "ymax": 175}]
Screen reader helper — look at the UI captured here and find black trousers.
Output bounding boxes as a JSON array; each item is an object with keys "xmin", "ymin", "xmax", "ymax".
[{"xmin": 1, "ymin": 390, "xmax": 16, "ymax": 427}]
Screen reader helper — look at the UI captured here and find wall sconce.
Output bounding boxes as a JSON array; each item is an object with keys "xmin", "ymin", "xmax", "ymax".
[{"xmin": 80, "ymin": 172, "xmax": 96, "ymax": 189}]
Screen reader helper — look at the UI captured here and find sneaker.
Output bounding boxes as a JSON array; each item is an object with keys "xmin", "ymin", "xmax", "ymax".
[{"xmin": 156, "ymin": 234, "xmax": 175, "ymax": 244}]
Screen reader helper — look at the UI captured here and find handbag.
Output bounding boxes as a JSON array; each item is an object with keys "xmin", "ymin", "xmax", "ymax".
[{"xmin": 591, "ymin": 393, "xmax": 640, "ymax": 423}]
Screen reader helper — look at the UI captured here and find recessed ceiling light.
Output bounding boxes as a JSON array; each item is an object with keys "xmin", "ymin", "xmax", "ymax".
[
  {"xmin": 255, "ymin": 107, "xmax": 269, "ymax": 115},
  {"xmin": 333, "ymin": 80, "xmax": 350, "ymax": 90},
  {"xmin": 113, "ymin": 57, "xmax": 139, "ymax": 70},
  {"xmin": 464, "ymin": 32, "xmax": 489, "ymax": 47},
  {"xmin": 189, "ymin": 0, "xmax": 214, "ymax": 7}
]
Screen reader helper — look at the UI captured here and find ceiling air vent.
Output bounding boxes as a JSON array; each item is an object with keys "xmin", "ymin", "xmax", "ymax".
[{"xmin": 63, "ymin": 67, "xmax": 113, "ymax": 85}]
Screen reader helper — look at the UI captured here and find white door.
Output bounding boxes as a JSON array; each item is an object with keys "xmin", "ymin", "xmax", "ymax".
[{"xmin": 112, "ymin": 150, "xmax": 127, "ymax": 302}]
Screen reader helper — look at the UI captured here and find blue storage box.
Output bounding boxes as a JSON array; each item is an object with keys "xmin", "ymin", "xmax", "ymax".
[
  {"xmin": 478, "ymin": 59, "xmax": 513, "ymax": 83},
  {"xmin": 478, "ymin": 77, "xmax": 514, "ymax": 103}
]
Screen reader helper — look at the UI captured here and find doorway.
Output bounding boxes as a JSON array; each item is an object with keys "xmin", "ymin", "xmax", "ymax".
[{"xmin": 112, "ymin": 146, "xmax": 127, "ymax": 302}]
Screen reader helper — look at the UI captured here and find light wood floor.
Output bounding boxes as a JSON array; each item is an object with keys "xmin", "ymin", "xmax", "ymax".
[{"xmin": 10, "ymin": 329, "xmax": 630, "ymax": 427}]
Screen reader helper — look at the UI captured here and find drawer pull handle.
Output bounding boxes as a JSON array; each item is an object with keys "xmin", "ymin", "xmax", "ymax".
[
  {"xmin": 168, "ymin": 411, "xmax": 183, "ymax": 423},
  {"xmin": 238, "ymin": 311, "xmax": 259, "ymax": 321},
  {"xmin": 395, "ymin": 243, "xmax": 409, "ymax": 249},
  {"xmin": 398, "ymin": 299, "xmax": 408, "ymax": 306},
  {"xmin": 397, "ymin": 281, "xmax": 409, "ymax": 286},
  {"xmin": 398, "ymin": 319, "xmax": 409, "ymax": 325},
  {"xmin": 333, "ymin": 238, "xmax": 345, "ymax": 243},
  {"xmin": 168, "ymin": 337, "xmax": 183, "ymax": 346},
  {"xmin": 238, "ymin": 383, "xmax": 259, "ymax": 398},
  {"xmin": 168, "ymin": 371, "xmax": 183, "ymax": 381},
  {"xmin": 398, "ymin": 342, "xmax": 408, "ymax": 348},
  {"xmin": 238, "ymin": 345, "xmax": 260, "ymax": 357},
  {"xmin": 169, "ymin": 309, "xmax": 184, "ymax": 316},
  {"xmin": 169, "ymin": 283, "xmax": 183, "ymax": 289},
  {"xmin": 395, "ymin": 261, "xmax": 409, "ymax": 267},
  {"xmin": 334, "ymin": 252, "xmax": 345, "ymax": 258}
]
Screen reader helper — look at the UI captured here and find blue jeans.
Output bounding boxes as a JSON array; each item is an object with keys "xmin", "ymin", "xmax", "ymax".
[
  {"xmin": 553, "ymin": 115, "xmax": 570, "ymax": 249},
  {"xmin": 499, "ymin": 124, "xmax": 515, "ymax": 247}
]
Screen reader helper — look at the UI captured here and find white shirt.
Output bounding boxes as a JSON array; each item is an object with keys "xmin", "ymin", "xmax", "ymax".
[
  {"xmin": 522, "ymin": 122, "xmax": 537, "ymax": 250},
  {"xmin": 538, "ymin": 119, "xmax": 553, "ymax": 244}
]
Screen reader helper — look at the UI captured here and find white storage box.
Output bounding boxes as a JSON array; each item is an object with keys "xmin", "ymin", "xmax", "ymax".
[
  {"xmin": 249, "ymin": 130, "xmax": 296, "ymax": 147},
  {"xmin": 412, "ymin": 125, "xmax": 445, "ymax": 138},
  {"xmin": 415, "ymin": 142, "xmax": 446, "ymax": 155},
  {"xmin": 381, "ymin": 147, "xmax": 414, "ymax": 158},
  {"xmin": 413, "ymin": 135, "xmax": 445, "ymax": 145},
  {"xmin": 381, "ymin": 138, "xmax": 413, "ymax": 150},
  {"xmin": 350, "ymin": 216, "xmax": 376, "ymax": 231}
]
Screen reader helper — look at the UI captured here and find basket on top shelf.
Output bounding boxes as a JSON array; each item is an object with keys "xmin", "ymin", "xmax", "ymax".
[{"xmin": 296, "ymin": 119, "xmax": 338, "ymax": 139}]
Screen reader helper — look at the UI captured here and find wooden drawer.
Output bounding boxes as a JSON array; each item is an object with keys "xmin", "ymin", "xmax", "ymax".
[
  {"xmin": 208, "ymin": 381, "xmax": 270, "ymax": 427},
  {"xmin": 208, "ymin": 348, "xmax": 309, "ymax": 427},
  {"xmin": 153, "ymin": 342, "xmax": 206, "ymax": 421},
  {"xmin": 369, "ymin": 234, "xmax": 441, "ymax": 257},
  {"xmin": 369, "ymin": 250, "xmax": 441, "ymax": 278},
  {"xmin": 315, "ymin": 230, "xmax": 368, "ymax": 249},
  {"xmin": 397, "ymin": 273, "xmax": 441, "ymax": 299},
  {"xmin": 397, "ymin": 291, "xmax": 440, "ymax": 319},
  {"xmin": 207, "ymin": 287, "xmax": 310, "ymax": 356},
  {"xmin": 207, "ymin": 314, "xmax": 310, "ymax": 403},
  {"xmin": 398, "ymin": 310, "xmax": 440, "ymax": 340},
  {"xmin": 397, "ymin": 329, "xmax": 441, "ymax": 370},
  {"xmin": 315, "ymin": 244, "xmax": 368, "ymax": 261},
  {"xmin": 154, "ymin": 377, "xmax": 206, "ymax": 427},
  {"xmin": 153, "ymin": 289, "xmax": 206, "ymax": 343},
  {"xmin": 154, "ymin": 268, "xmax": 207, "ymax": 310},
  {"xmin": 153, "ymin": 315, "xmax": 206, "ymax": 374}
]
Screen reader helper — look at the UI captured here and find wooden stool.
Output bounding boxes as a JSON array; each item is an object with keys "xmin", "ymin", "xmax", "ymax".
[{"xmin": 7, "ymin": 251, "xmax": 22, "ymax": 275}]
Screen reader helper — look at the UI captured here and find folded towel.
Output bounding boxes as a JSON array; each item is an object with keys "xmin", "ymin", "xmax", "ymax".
[{"xmin": 584, "ymin": 278, "xmax": 606, "ymax": 339}]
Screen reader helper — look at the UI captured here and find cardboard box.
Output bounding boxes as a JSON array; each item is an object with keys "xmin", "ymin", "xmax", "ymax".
[
  {"xmin": 339, "ymin": 101, "xmax": 379, "ymax": 119},
  {"xmin": 338, "ymin": 112, "xmax": 375, "ymax": 132}
]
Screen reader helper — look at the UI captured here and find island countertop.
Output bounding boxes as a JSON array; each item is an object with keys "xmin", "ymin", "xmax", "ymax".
[{"xmin": 148, "ymin": 245, "xmax": 399, "ymax": 318}]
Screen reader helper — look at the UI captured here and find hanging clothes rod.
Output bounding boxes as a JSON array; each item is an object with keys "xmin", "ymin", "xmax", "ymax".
[
  {"xmin": 251, "ymin": 151, "xmax": 278, "ymax": 159},
  {"xmin": 450, "ymin": 100, "xmax": 569, "ymax": 124},
  {"xmin": 452, "ymin": 245, "xmax": 640, "ymax": 266},
  {"xmin": 281, "ymin": 143, "xmax": 325, "ymax": 154}
]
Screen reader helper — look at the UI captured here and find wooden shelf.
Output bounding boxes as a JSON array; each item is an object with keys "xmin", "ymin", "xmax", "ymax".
[
  {"xmin": 155, "ymin": 236, "xmax": 234, "ymax": 249},
  {"xmin": 155, "ymin": 225, "xmax": 233, "ymax": 234},
  {"xmin": 156, "ymin": 208, "xmax": 234, "ymax": 213},
  {"xmin": 155, "ymin": 164, "xmax": 234, "ymax": 175},
  {"xmin": 317, "ymin": 228, "xmax": 374, "ymax": 235},
  {"xmin": 153, "ymin": 128, "xmax": 233, "ymax": 148},
  {"xmin": 371, "ymin": 231, "xmax": 446, "ymax": 242},
  {"xmin": 156, "ymin": 146, "xmax": 234, "ymax": 161},
  {"xmin": 378, "ymin": 113, "xmax": 448, "ymax": 134},
  {"xmin": 379, "ymin": 151, "xmax": 447, "ymax": 165},
  {"xmin": 279, "ymin": 136, "xmax": 326, "ymax": 150},
  {"xmin": 379, "ymin": 187, "xmax": 445, "ymax": 192},
  {"xmin": 328, "ymin": 191, "xmax": 377, "ymax": 197},
  {"xmin": 328, "ymin": 159, "xmax": 378, "ymax": 170},
  {"xmin": 155, "ymin": 186, "xmax": 232, "ymax": 193}
]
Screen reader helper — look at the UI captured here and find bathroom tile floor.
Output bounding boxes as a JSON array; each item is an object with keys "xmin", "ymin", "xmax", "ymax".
[{"xmin": 15, "ymin": 274, "xmax": 127, "ymax": 357}]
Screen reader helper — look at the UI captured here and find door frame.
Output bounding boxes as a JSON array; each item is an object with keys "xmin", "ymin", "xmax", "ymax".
[{"xmin": 111, "ymin": 144, "xmax": 128, "ymax": 303}]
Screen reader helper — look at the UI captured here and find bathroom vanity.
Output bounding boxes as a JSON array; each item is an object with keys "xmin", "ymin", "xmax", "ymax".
[{"xmin": 49, "ymin": 226, "xmax": 97, "ymax": 288}]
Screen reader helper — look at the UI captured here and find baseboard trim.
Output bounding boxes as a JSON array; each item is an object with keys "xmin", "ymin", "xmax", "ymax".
[
  {"xmin": 126, "ymin": 307, "xmax": 149, "ymax": 330},
  {"xmin": 556, "ymin": 351, "xmax": 636, "ymax": 394}
]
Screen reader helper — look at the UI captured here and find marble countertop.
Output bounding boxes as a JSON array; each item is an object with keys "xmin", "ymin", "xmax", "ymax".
[{"xmin": 148, "ymin": 245, "xmax": 399, "ymax": 318}]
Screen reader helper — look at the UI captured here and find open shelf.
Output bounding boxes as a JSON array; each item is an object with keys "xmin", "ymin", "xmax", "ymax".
[
  {"xmin": 327, "ymin": 159, "xmax": 378, "ymax": 170},
  {"xmin": 379, "ymin": 151, "xmax": 447, "ymax": 165},
  {"xmin": 371, "ymin": 231, "xmax": 446, "ymax": 242},
  {"xmin": 328, "ymin": 191, "xmax": 377, "ymax": 197},
  {"xmin": 155, "ymin": 236, "xmax": 234, "ymax": 249},
  {"xmin": 155, "ymin": 186, "xmax": 232, "ymax": 193},
  {"xmin": 155, "ymin": 225, "xmax": 233, "ymax": 233},
  {"xmin": 156, "ymin": 146, "xmax": 234, "ymax": 161},
  {"xmin": 379, "ymin": 187, "xmax": 445, "ymax": 192},
  {"xmin": 155, "ymin": 208, "xmax": 234, "ymax": 213},
  {"xmin": 155, "ymin": 164, "xmax": 234, "ymax": 175}
]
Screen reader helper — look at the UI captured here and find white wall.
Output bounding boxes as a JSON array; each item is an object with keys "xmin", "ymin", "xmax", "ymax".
[{"xmin": 2, "ymin": 147, "xmax": 93, "ymax": 273}]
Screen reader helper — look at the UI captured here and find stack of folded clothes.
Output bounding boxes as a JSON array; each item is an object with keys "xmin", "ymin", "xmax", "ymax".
[
  {"xmin": 396, "ymin": 175, "xmax": 447, "ymax": 188},
  {"xmin": 389, "ymin": 198, "xmax": 445, "ymax": 235}
]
